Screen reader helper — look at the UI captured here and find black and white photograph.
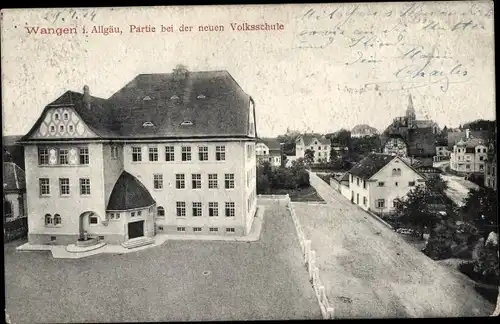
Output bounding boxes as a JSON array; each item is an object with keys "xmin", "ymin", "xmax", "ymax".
[{"xmin": 2, "ymin": 2, "xmax": 498, "ymax": 322}]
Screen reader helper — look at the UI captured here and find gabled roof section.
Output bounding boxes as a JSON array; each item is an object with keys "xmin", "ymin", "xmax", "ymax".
[
  {"xmin": 257, "ymin": 137, "xmax": 281, "ymax": 151},
  {"xmin": 21, "ymin": 70, "xmax": 253, "ymax": 142},
  {"xmin": 107, "ymin": 171, "xmax": 156, "ymax": 211},
  {"xmin": 348, "ymin": 153, "xmax": 395, "ymax": 180},
  {"xmin": 106, "ymin": 70, "xmax": 251, "ymax": 138},
  {"xmin": 3, "ymin": 162, "xmax": 26, "ymax": 191},
  {"xmin": 21, "ymin": 90, "xmax": 112, "ymax": 141},
  {"xmin": 298, "ymin": 134, "xmax": 330, "ymax": 146}
]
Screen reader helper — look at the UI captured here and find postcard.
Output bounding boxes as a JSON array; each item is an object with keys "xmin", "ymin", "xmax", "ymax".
[{"xmin": 2, "ymin": 2, "xmax": 497, "ymax": 322}]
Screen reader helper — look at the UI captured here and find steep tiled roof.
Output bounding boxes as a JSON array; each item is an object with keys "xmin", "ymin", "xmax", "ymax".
[
  {"xmin": 3, "ymin": 162, "xmax": 26, "ymax": 191},
  {"xmin": 348, "ymin": 153, "xmax": 395, "ymax": 180},
  {"xmin": 22, "ymin": 70, "xmax": 252, "ymax": 140},
  {"xmin": 257, "ymin": 137, "xmax": 281, "ymax": 151},
  {"xmin": 107, "ymin": 171, "xmax": 156, "ymax": 211},
  {"xmin": 299, "ymin": 134, "xmax": 330, "ymax": 146}
]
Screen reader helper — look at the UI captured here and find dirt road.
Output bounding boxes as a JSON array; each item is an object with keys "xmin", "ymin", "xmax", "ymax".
[{"xmin": 293, "ymin": 172, "xmax": 494, "ymax": 318}]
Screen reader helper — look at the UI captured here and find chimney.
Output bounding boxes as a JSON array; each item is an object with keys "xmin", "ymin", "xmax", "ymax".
[{"xmin": 83, "ymin": 85, "xmax": 91, "ymax": 109}]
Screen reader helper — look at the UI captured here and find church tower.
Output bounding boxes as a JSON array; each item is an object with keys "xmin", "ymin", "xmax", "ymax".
[{"xmin": 406, "ymin": 94, "xmax": 416, "ymax": 128}]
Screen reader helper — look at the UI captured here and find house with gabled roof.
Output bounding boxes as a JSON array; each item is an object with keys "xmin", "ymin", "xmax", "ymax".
[
  {"xmin": 339, "ymin": 153, "xmax": 426, "ymax": 214},
  {"xmin": 3, "ymin": 162, "xmax": 27, "ymax": 221},
  {"xmin": 18, "ymin": 67, "xmax": 258, "ymax": 247},
  {"xmin": 295, "ymin": 134, "xmax": 331, "ymax": 163},
  {"xmin": 256, "ymin": 137, "xmax": 282, "ymax": 167}
]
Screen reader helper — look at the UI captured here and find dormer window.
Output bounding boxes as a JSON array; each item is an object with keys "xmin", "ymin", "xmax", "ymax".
[
  {"xmin": 181, "ymin": 121, "xmax": 193, "ymax": 126},
  {"xmin": 197, "ymin": 94, "xmax": 206, "ymax": 99},
  {"xmin": 170, "ymin": 95, "xmax": 179, "ymax": 100},
  {"xmin": 63, "ymin": 113, "xmax": 69, "ymax": 120},
  {"xmin": 54, "ymin": 113, "xmax": 59, "ymax": 120},
  {"xmin": 142, "ymin": 121, "xmax": 155, "ymax": 127},
  {"xmin": 143, "ymin": 96, "xmax": 152, "ymax": 101}
]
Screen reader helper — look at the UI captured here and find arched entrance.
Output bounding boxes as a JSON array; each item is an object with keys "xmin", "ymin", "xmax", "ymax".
[{"xmin": 78, "ymin": 211, "xmax": 98, "ymax": 240}]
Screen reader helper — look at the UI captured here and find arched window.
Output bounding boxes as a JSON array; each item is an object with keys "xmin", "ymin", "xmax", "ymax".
[
  {"xmin": 64, "ymin": 113, "xmax": 69, "ymax": 120},
  {"xmin": 45, "ymin": 214, "xmax": 52, "ymax": 225},
  {"xmin": 392, "ymin": 168, "xmax": 402, "ymax": 176},
  {"xmin": 157, "ymin": 206, "xmax": 165, "ymax": 217},
  {"xmin": 54, "ymin": 214, "xmax": 62, "ymax": 225}
]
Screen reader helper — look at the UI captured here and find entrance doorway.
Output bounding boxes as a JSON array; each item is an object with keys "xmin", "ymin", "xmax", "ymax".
[{"xmin": 128, "ymin": 220, "xmax": 144, "ymax": 239}]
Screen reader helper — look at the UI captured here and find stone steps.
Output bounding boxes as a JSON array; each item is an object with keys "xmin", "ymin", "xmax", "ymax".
[{"xmin": 121, "ymin": 236, "xmax": 155, "ymax": 249}]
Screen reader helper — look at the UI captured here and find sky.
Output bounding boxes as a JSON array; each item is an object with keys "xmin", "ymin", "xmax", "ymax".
[{"xmin": 1, "ymin": 2, "xmax": 496, "ymax": 138}]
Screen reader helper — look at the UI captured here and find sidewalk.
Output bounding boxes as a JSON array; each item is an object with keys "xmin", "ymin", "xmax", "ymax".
[{"xmin": 16, "ymin": 206, "xmax": 266, "ymax": 259}]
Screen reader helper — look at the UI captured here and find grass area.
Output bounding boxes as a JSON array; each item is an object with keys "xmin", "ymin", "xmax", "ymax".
[
  {"xmin": 5, "ymin": 205, "xmax": 322, "ymax": 323},
  {"xmin": 269, "ymin": 186, "xmax": 325, "ymax": 202}
]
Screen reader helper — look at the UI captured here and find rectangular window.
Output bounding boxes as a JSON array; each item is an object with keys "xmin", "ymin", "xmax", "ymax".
[
  {"xmin": 209, "ymin": 202, "xmax": 219, "ymax": 217},
  {"xmin": 198, "ymin": 146, "xmax": 208, "ymax": 161},
  {"xmin": 59, "ymin": 149, "xmax": 69, "ymax": 165},
  {"xmin": 176, "ymin": 174, "xmax": 185, "ymax": 189},
  {"xmin": 38, "ymin": 148, "xmax": 49, "ymax": 165},
  {"xmin": 395, "ymin": 182, "xmax": 399, "ymax": 186},
  {"xmin": 408, "ymin": 181, "xmax": 415, "ymax": 187},
  {"xmin": 363, "ymin": 196, "xmax": 367, "ymax": 205},
  {"xmin": 225, "ymin": 174, "xmax": 235, "ymax": 189},
  {"xmin": 192, "ymin": 202, "xmax": 202, "ymax": 216},
  {"xmin": 363, "ymin": 180, "xmax": 366, "ymax": 189},
  {"xmin": 149, "ymin": 147, "xmax": 158, "ymax": 161},
  {"xmin": 111, "ymin": 146, "xmax": 119, "ymax": 159},
  {"xmin": 377, "ymin": 199, "xmax": 385, "ymax": 208},
  {"xmin": 378, "ymin": 182, "xmax": 385, "ymax": 187},
  {"xmin": 79, "ymin": 147, "xmax": 89, "ymax": 165},
  {"xmin": 356, "ymin": 178, "xmax": 360, "ymax": 186},
  {"xmin": 225, "ymin": 202, "xmax": 235, "ymax": 217},
  {"xmin": 80, "ymin": 178, "xmax": 91, "ymax": 195},
  {"xmin": 40, "ymin": 178, "xmax": 50, "ymax": 196},
  {"xmin": 59, "ymin": 178, "xmax": 70, "ymax": 195},
  {"xmin": 89, "ymin": 215, "xmax": 98, "ymax": 224},
  {"xmin": 209, "ymin": 227, "xmax": 219, "ymax": 232},
  {"xmin": 177, "ymin": 227, "xmax": 186, "ymax": 232},
  {"xmin": 192, "ymin": 174, "xmax": 202, "ymax": 189},
  {"xmin": 216, "ymin": 145, "xmax": 226, "ymax": 161},
  {"xmin": 208, "ymin": 174, "xmax": 218, "ymax": 189},
  {"xmin": 165, "ymin": 146, "xmax": 175, "ymax": 161},
  {"xmin": 193, "ymin": 227, "xmax": 202, "ymax": 232},
  {"xmin": 226, "ymin": 228, "xmax": 235, "ymax": 233},
  {"xmin": 176, "ymin": 202, "xmax": 186, "ymax": 217},
  {"xmin": 181, "ymin": 146, "xmax": 191, "ymax": 161},
  {"xmin": 132, "ymin": 147, "xmax": 142, "ymax": 162},
  {"xmin": 131, "ymin": 212, "xmax": 136, "ymax": 218},
  {"xmin": 154, "ymin": 174, "xmax": 163, "ymax": 189},
  {"xmin": 393, "ymin": 199, "xmax": 398, "ymax": 208}
]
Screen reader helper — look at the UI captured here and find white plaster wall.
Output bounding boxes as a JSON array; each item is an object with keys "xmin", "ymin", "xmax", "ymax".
[{"xmin": 24, "ymin": 143, "xmax": 107, "ymax": 236}]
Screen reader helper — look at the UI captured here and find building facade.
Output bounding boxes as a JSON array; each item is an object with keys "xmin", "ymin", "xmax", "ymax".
[
  {"xmin": 256, "ymin": 138, "xmax": 282, "ymax": 167},
  {"xmin": 295, "ymin": 134, "xmax": 331, "ymax": 163},
  {"xmin": 20, "ymin": 69, "xmax": 258, "ymax": 246},
  {"xmin": 3, "ymin": 162, "xmax": 27, "ymax": 221},
  {"xmin": 450, "ymin": 138, "xmax": 488, "ymax": 174},
  {"xmin": 339, "ymin": 153, "xmax": 426, "ymax": 215},
  {"xmin": 380, "ymin": 95, "xmax": 437, "ymax": 166}
]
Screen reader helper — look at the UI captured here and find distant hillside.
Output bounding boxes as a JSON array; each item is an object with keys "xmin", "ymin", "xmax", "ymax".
[{"xmin": 351, "ymin": 124, "xmax": 378, "ymax": 135}]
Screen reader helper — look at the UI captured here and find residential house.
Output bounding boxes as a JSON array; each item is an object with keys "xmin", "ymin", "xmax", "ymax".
[
  {"xmin": 256, "ymin": 138, "xmax": 282, "ymax": 167},
  {"xmin": 339, "ymin": 153, "xmax": 426, "ymax": 214},
  {"xmin": 485, "ymin": 155, "xmax": 497, "ymax": 191},
  {"xmin": 447, "ymin": 128, "xmax": 488, "ymax": 151},
  {"xmin": 3, "ymin": 162, "xmax": 27, "ymax": 221},
  {"xmin": 450, "ymin": 138, "xmax": 488, "ymax": 174},
  {"xmin": 18, "ymin": 68, "xmax": 258, "ymax": 247},
  {"xmin": 485, "ymin": 140, "xmax": 497, "ymax": 191},
  {"xmin": 351, "ymin": 124, "xmax": 378, "ymax": 138},
  {"xmin": 295, "ymin": 134, "xmax": 331, "ymax": 163}
]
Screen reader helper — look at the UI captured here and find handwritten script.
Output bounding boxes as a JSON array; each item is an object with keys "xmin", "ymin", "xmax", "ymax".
[{"xmin": 294, "ymin": 2, "xmax": 493, "ymax": 94}]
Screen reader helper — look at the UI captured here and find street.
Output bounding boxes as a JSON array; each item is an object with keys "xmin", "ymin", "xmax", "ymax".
[
  {"xmin": 294, "ymin": 172, "xmax": 494, "ymax": 318},
  {"xmin": 433, "ymin": 161, "xmax": 479, "ymax": 207}
]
